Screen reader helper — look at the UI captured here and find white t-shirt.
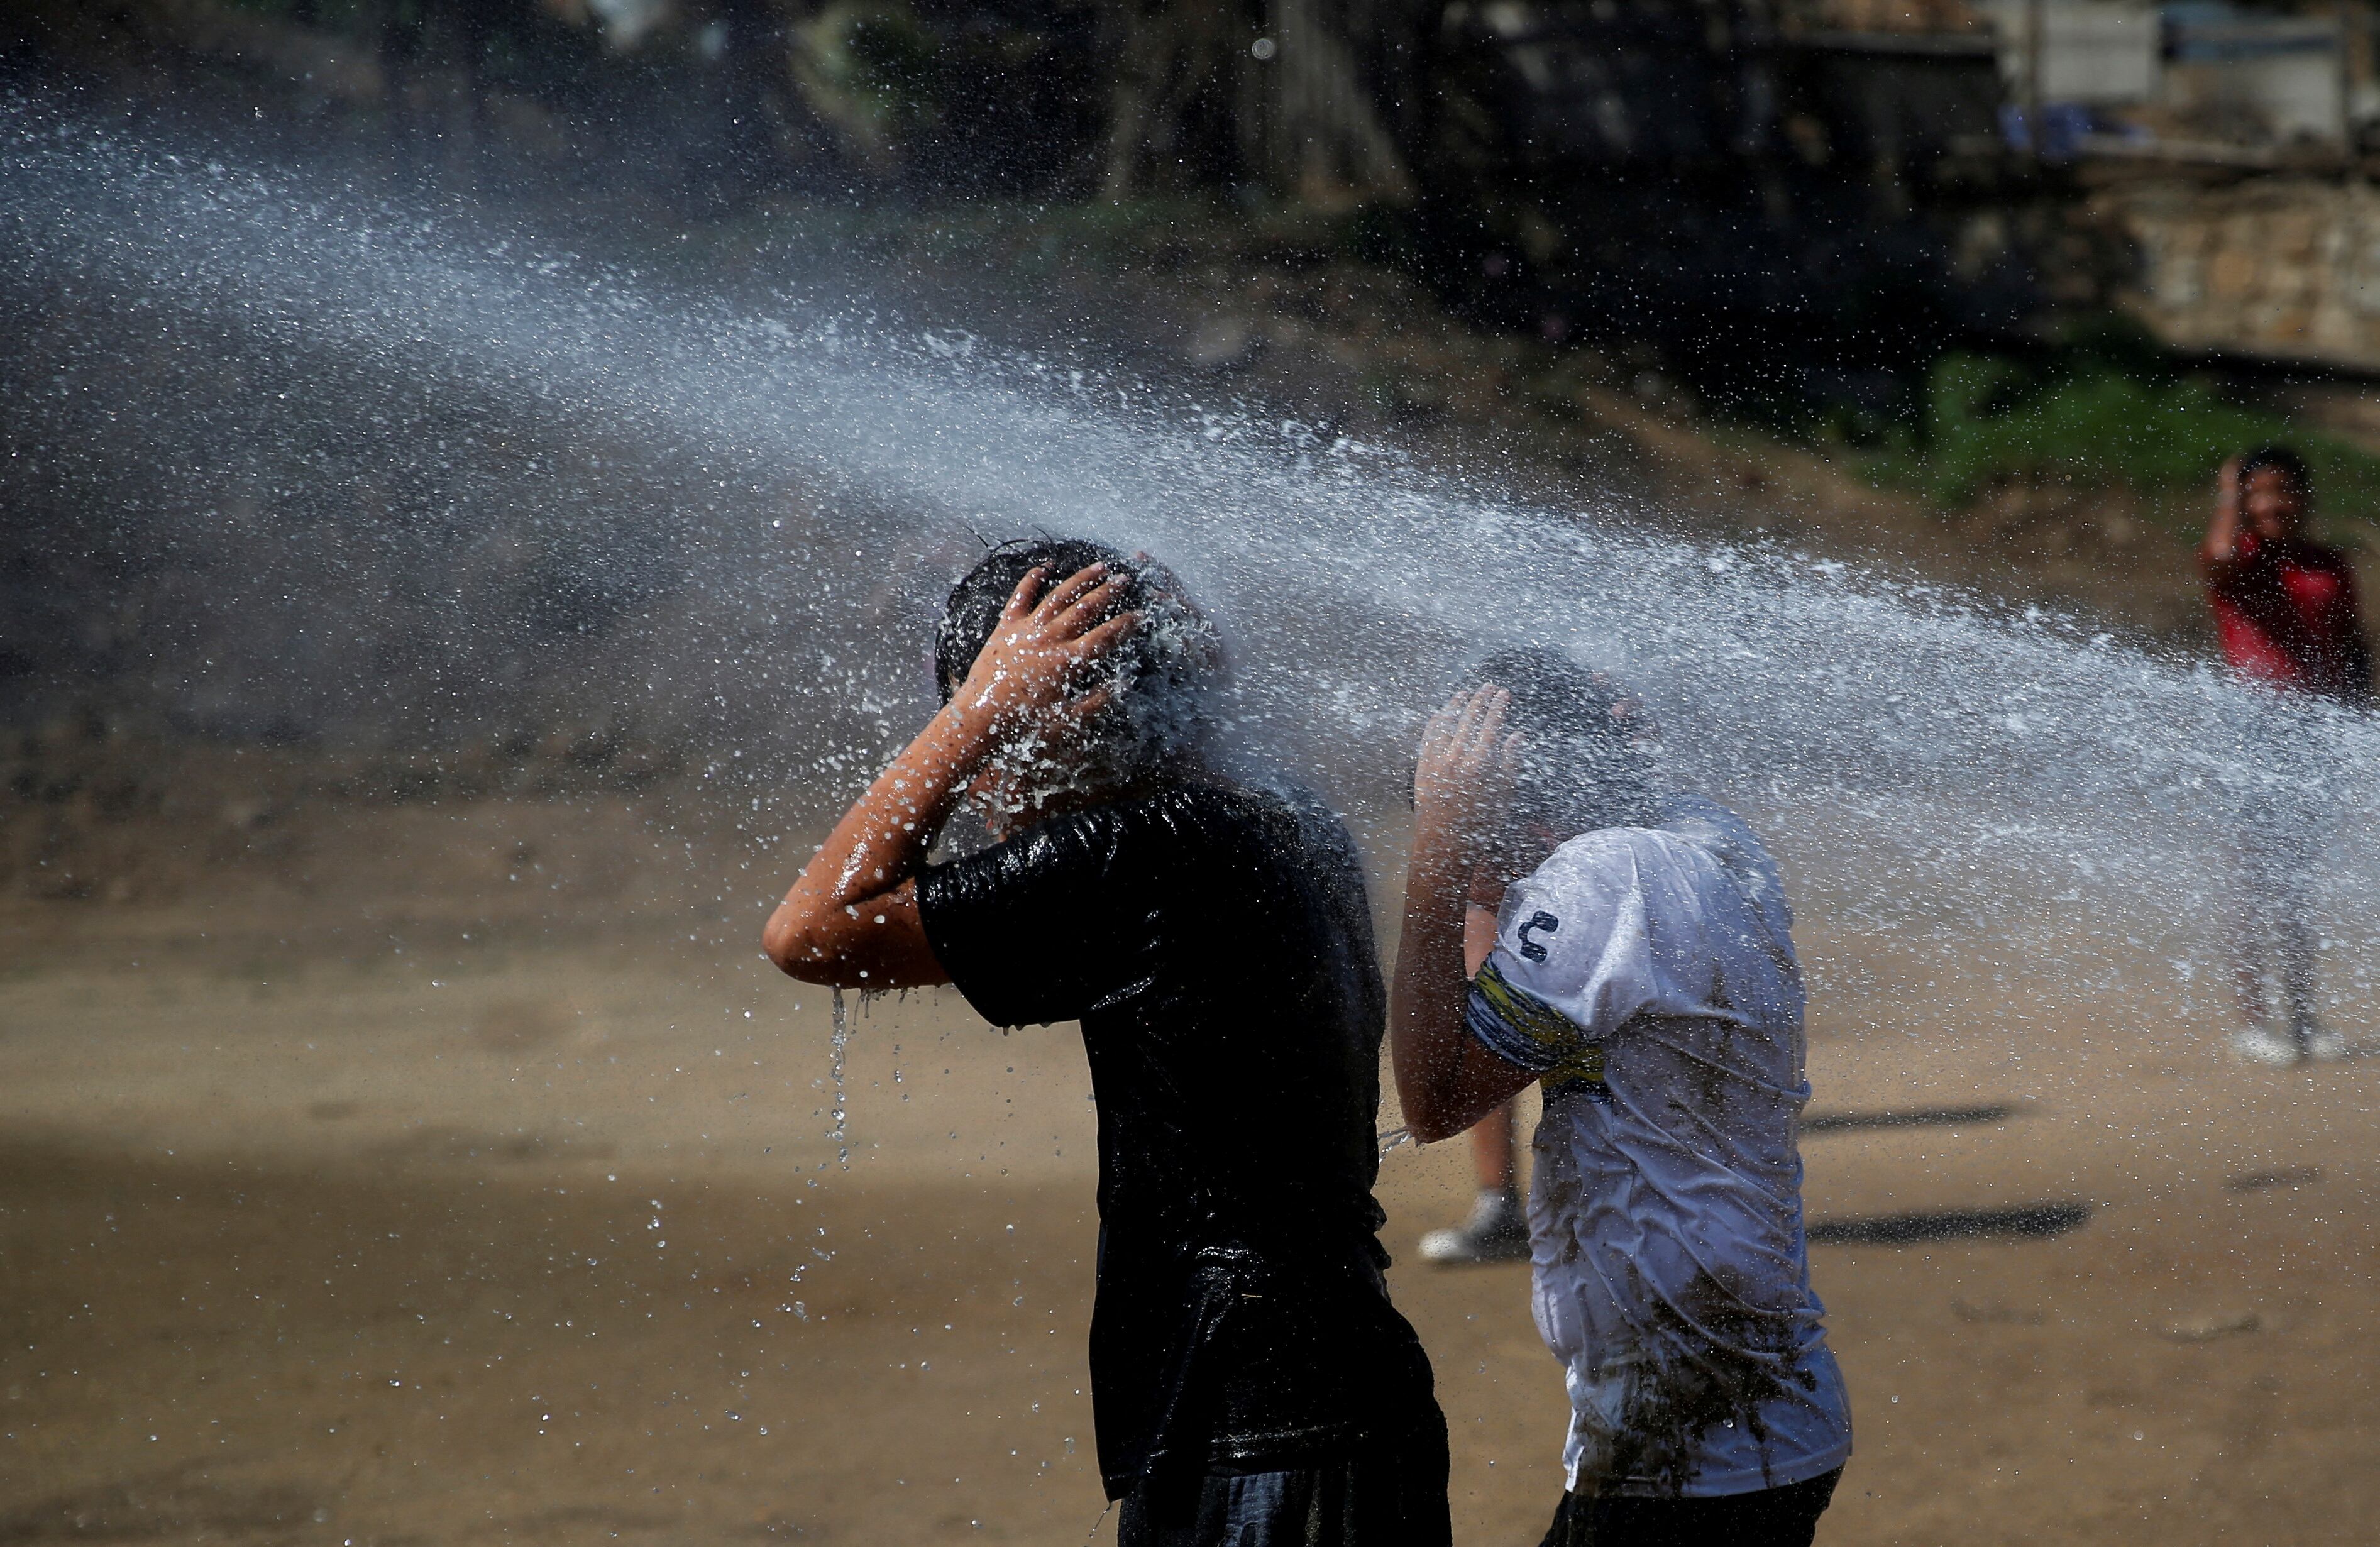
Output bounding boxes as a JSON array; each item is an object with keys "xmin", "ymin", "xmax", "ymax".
[{"xmin": 1464, "ymin": 795, "xmax": 1853, "ymax": 1497}]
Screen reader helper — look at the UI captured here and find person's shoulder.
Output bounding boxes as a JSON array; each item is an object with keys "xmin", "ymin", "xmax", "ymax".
[
  {"xmin": 1653, "ymin": 793, "xmax": 1768, "ymax": 854},
  {"xmin": 1492, "ymin": 831, "xmax": 1662, "ymax": 1001},
  {"xmin": 1653, "ymin": 793, "xmax": 1795, "ymax": 920},
  {"xmin": 1108, "ymin": 780, "xmax": 1371, "ymax": 934},
  {"xmin": 1526, "ymin": 796, "xmax": 1777, "ymax": 893},
  {"xmin": 1538, "ymin": 796, "xmax": 1738, "ymax": 876},
  {"xmin": 1233, "ymin": 776, "xmax": 1361, "ymax": 845},
  {"xmin": 1138, "ymin": 774, "xmax": 1265, "ymax": 825},
  {"xmin": 1153, "ymin": 772, "xmax": 1343, "ymax": 833},
  {"xmin": 1543, "ymin": 825, "xmax": 1659, "ymax": 868},
  {"xmin": 1101, "ymin": 776, "xmax": 1286, "ymax": 855},
  {"xmin": 1523, "ymin": 824, "xmax": 1664, "ymax": 904},
  {"xmin": 948, "ymin": 785, "xmax": 1245, "ymax": 895}
]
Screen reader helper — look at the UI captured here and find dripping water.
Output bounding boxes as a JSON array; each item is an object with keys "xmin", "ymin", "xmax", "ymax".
[{"xmin": 829, "ymin": 986, "xmax": 851, "ymax": 1170}]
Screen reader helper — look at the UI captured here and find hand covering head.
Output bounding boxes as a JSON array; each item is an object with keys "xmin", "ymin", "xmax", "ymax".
[
  {"xmin": 936, "ymin": 537, "xmax": 1219, "ymax": 795},
  {"xmin": 1460, "ymin": 646, "xmax": 1659, "ymax": 840}
]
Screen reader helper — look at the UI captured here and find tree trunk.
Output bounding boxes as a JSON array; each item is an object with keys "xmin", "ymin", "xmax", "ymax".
[
  {"xmin": 1248, "ymin": 0, "xmax": 1418, "ymax": 201},
  {"xmin": 1099, "ymin": 0, "xmax": 1426, "ymax": 202},
  {"xmin": 1099, "ymin": 0, "xmax": 1237, "ymax": 196}
]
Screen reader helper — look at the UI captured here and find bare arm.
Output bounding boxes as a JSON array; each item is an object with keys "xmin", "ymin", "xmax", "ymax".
[
  {"xmin": 762, "ymin": 563, "xmax": 1133, "ymax": 988},
  {"xmin": 1463, "ymin": 903, "xmax": 1499, "ymax": 977},
  {"xmin": 1391, "ymin": 688, "xmax": 1538, "ymax": 1143},
  {"xmin": 2201, "ymin": 455, "xmax": 2245, "ymax": 575}
]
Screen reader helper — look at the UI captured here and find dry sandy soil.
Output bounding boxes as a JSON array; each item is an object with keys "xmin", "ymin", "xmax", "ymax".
[{"xmin": 3, "ymin": 823, "xmax": 2377, "ymax": 1547}]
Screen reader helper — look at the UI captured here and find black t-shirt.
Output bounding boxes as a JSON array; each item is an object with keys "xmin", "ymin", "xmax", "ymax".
[{"xmin": 917, "ymin": 778, "xmax": 1438, "ymax": 1498}]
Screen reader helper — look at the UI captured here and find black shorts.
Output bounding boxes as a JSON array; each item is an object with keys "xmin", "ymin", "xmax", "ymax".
[
  {"xmin": 1116, "ymin": 1416, "xmax": 1452, "ymax": 1547},
  {"xmin": 1536, "ymin": 1467, "xmax": 1842, "ymax": 1547}
]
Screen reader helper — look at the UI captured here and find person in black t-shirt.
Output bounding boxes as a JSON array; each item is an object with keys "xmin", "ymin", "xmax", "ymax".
[{"xmin": 763, "ymin": 538, "xmax": 1450, "ymax": 1547}]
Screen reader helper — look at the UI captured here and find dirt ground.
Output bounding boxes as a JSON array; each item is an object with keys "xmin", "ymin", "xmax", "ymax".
[{"xmin": 3, "ymin": 837, "xmax": 2377, "ymax": 1547}]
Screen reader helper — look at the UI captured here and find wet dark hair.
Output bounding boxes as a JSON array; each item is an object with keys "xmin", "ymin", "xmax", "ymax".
[
  {"xmin": 1462, "ymin": 646, "xmax": 1658, "ymax": 836},
  {"xmin": 2239, "ymin": 445, "xmax": 2312, "ymax": 500},
  {"xmin": 935, "ymin": 537, "xmax": 1140, "ymax": 702}
]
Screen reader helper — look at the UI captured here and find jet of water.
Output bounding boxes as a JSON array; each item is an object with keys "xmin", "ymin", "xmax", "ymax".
[{"xmin": 9, "ymin": 97, "xmax": 2378, "ymax": 1044}]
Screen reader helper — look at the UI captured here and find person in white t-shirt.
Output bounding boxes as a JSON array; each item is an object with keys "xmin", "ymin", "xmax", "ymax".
[{"xmin": 1389, "ymin": 649, "xmax": 1852, "ymax": 1545}]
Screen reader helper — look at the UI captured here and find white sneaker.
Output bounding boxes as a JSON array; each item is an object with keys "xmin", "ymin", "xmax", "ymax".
[
  {"xmin": 1419, "ymin": 1191, "xmax": 1531, "ymax": 1265},
  {"xmin": 2231, "ymin": 1030, "xmax": 2302, "ymax": 1067},
  {"xmin": 2306, "ymin": 1030, "xmax": 2350, "ymax": 1062}
]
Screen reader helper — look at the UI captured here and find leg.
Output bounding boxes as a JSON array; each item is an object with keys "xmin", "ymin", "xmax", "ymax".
[
  {"xmin": 1472, "ymin": 1099, "xmax": 1517, "ymax": 1194},
  {"xmin": 1419, "ymin": 1101, "xmax": 1527, "ymax": 1264},
  {"xmin": 2230, "ymin": 813, "xmax": 2284, "ymax": 1033},
  {"xmin": 2227, "ymin": 802, "xmax": 2302, "ymax": 1065},
  {"xmin": 2229, "ymin": 898, "xmax": 2273, "ymax": 1032},
  {"xmin": 2278, "ymin": 903, "xmax": 2321, "ymax": 1054},
  {"xmin": 2273, "ymin": 790, "xmax": 2332, "ymax": 1055}
]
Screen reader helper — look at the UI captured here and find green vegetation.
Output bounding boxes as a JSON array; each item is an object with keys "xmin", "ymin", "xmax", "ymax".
[{"xmin": 1857, "ymin": 324, "xmax": 2380, "ymax": 537}]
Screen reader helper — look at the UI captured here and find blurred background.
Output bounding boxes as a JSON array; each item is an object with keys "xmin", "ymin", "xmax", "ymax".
[
  {"xmin": 13, "ymin": 0, "xmax": 2380, "ymax": 686},
  {"xmin": 7, "ymin": 3, "xmax": 2380, "ymax": 1544}
]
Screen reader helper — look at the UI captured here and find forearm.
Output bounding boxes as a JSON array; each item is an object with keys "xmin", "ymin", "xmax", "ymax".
[
  {"xmin": 810, "ymin": 704, "xmax": 987, "ymax": 905},
  {"xmin": 1391, "ymin": 826, "xmax": 1481, "ymax": 1140},
  {"xmin": 2203, "ymin": 502, "xmax": 2242, "ymax": 570},
  {"xmin": 1393, "ymin": 683, "xmax": 1536, "ymax": 1138}
]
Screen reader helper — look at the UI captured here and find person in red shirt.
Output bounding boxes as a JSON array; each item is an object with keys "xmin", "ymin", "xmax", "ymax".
[
  {"xmin": 2200, "ymin": 446, "xmax": 2371, "ymax": 1065},
  {"xmin": 2203, "ymin": 448, "xmax": 2371, "ymax": 699}
]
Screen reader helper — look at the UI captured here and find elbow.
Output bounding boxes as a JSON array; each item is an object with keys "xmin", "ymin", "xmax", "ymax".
[
  {"xmin": 1406, "ymin": 1105, "xmax": 1467, "ymax": 1146},
  {"xmin": 764, "ymin": 901, "xmax": 881, "ymax": 988},
  {"xmin": 1392, "ymin": 1065, "xmax": 1465, "ymax": 1145},
  {"xmin": 761, "ymin": 906, "xmax": 822, "ymax": 980}
]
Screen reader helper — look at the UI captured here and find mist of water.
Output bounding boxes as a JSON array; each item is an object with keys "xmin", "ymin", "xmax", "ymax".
[{"xmin": 10, "ymin": 96, "xmax": 2380, "ymax": 1045}]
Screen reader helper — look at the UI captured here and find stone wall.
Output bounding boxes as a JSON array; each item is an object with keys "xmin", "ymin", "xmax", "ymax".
[{"xmin": 2101, "ymin": 177, "xmax": 2380, "ymax": 370}]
